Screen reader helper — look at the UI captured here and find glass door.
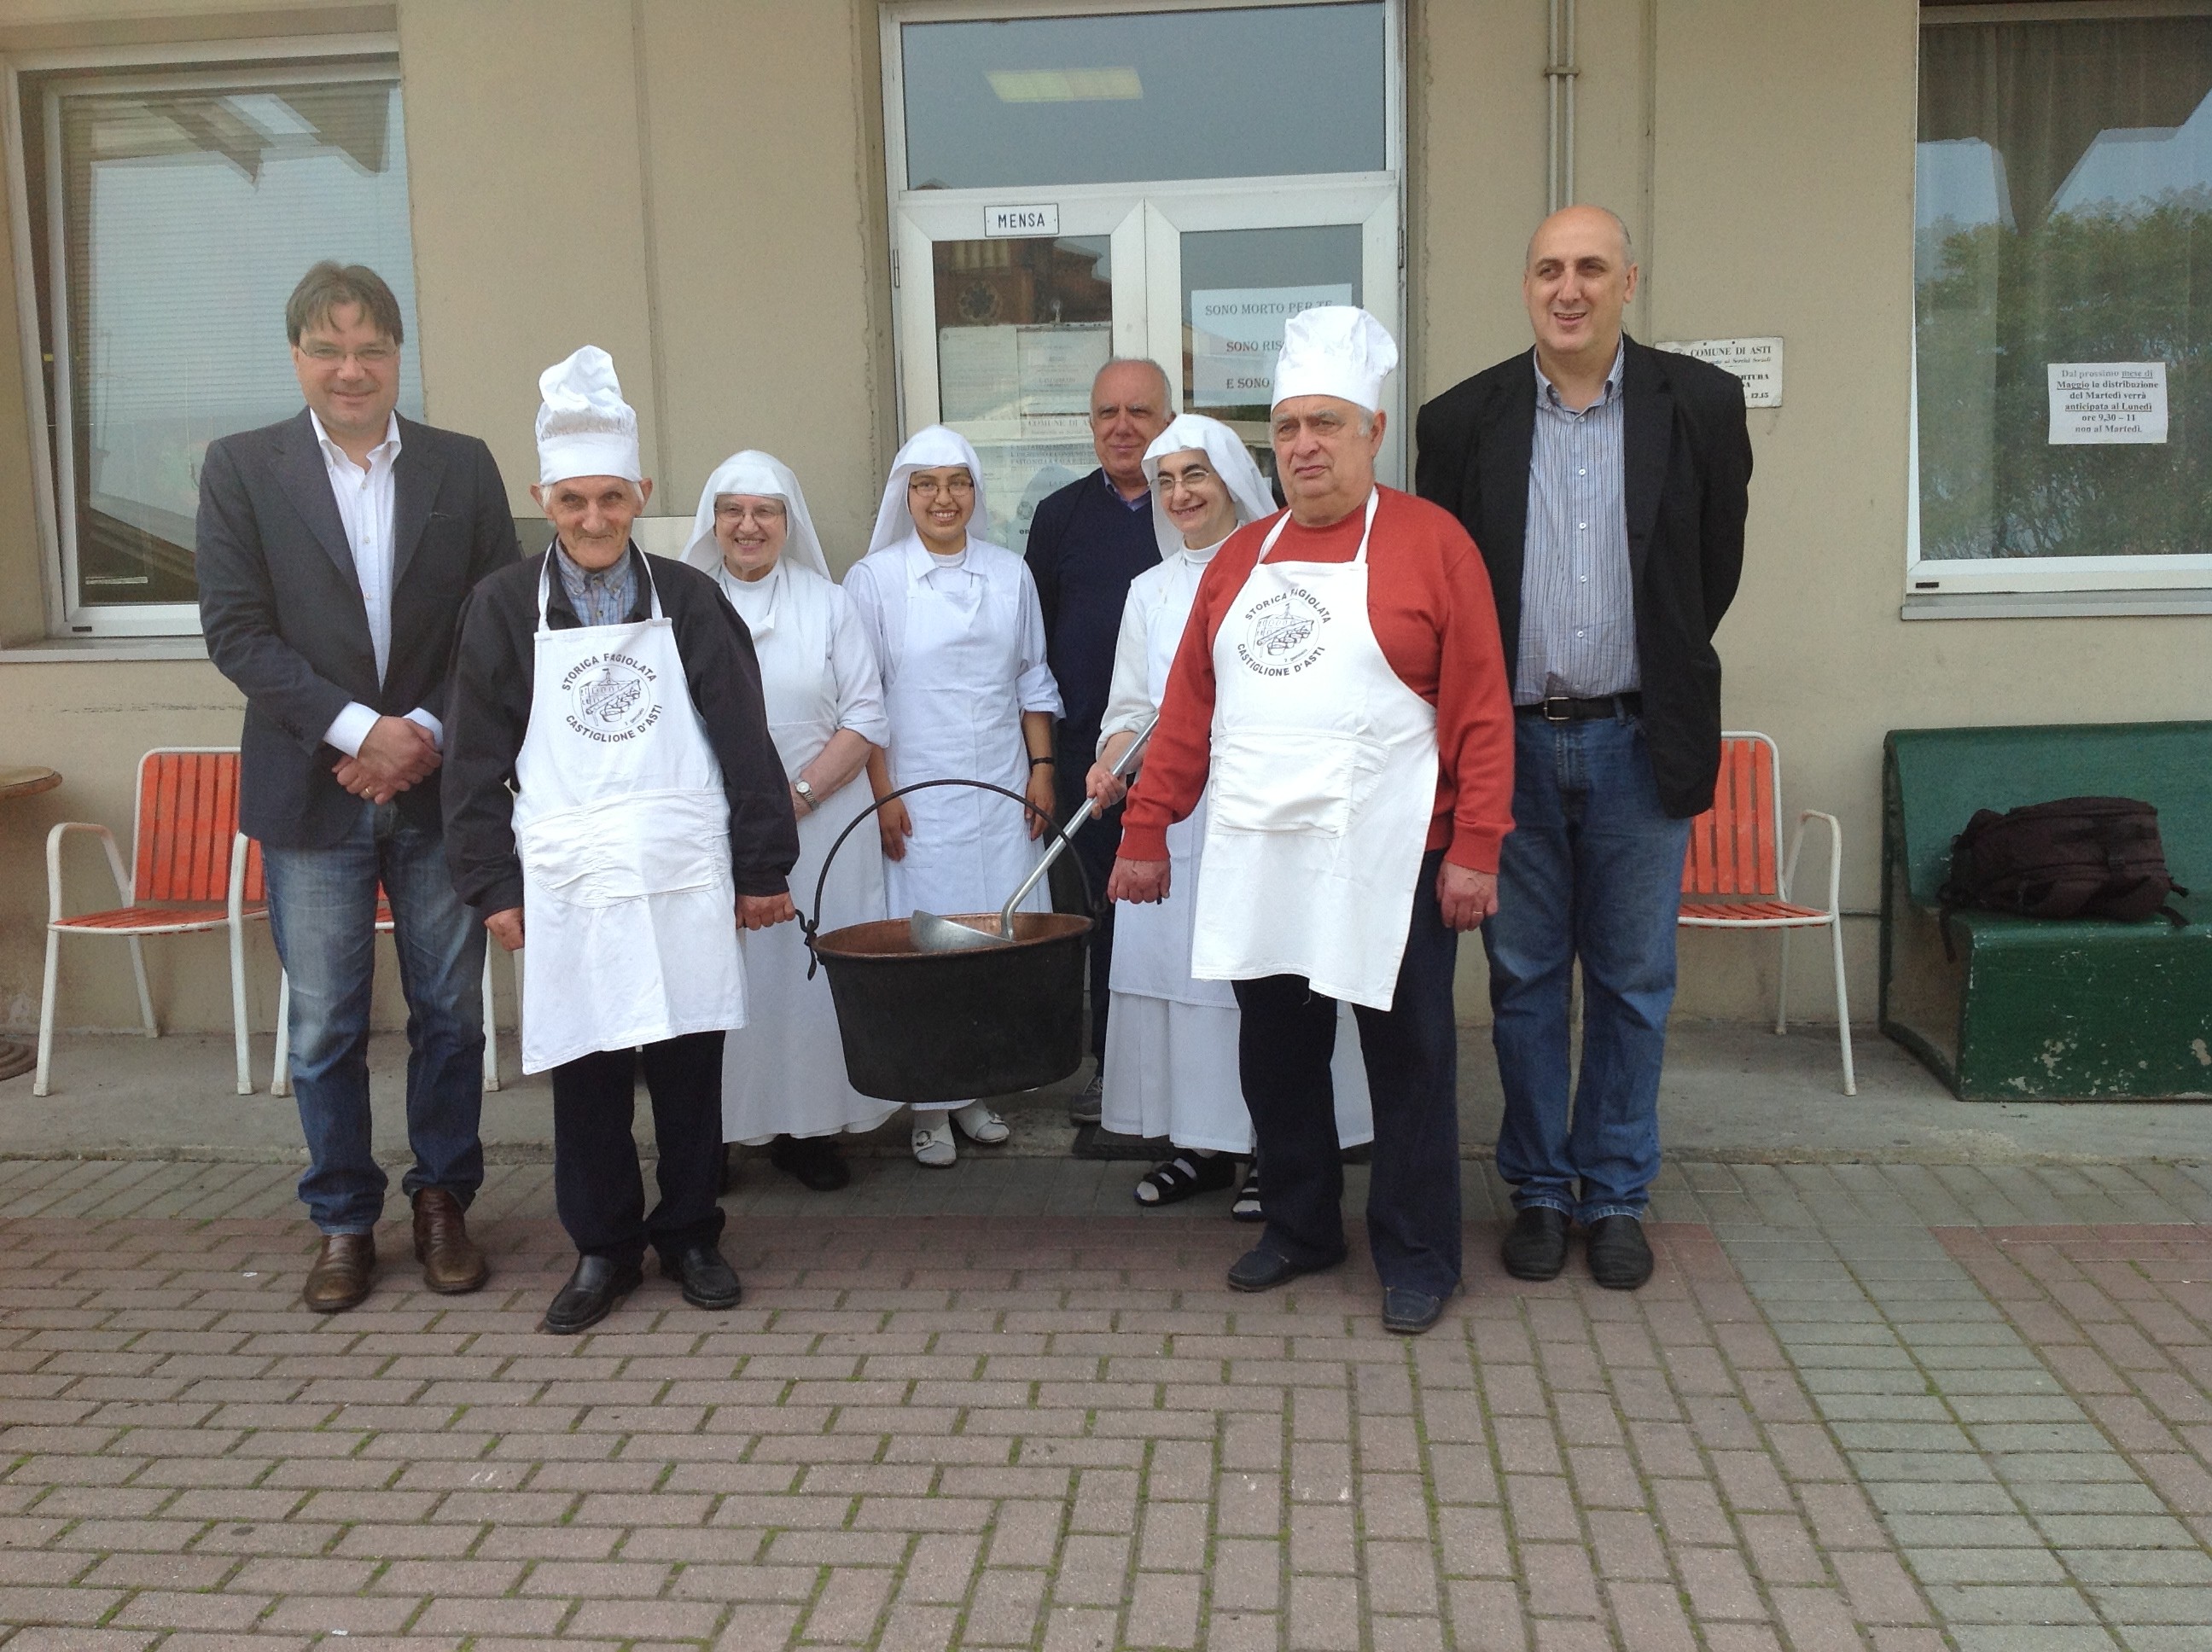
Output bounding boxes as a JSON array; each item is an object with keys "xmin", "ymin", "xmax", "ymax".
[{"xmin": 886, "ymin": 2, "xmax": 1403, "ymax": 552}]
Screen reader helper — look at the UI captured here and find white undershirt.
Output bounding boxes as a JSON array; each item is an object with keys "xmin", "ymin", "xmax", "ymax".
[{"xmin": 311, "ymin": 410, "xmax": 442, "ymax": 759}]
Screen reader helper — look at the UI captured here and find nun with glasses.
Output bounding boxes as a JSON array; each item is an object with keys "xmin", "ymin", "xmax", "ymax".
[
  {"xmin": 682, "ymin": 451, "xmax": 896, "ymax": 1192},
  {"xmin": 844, "ymin": 425, "xmax": 1063, "ymax": 1166},
  {"xmin": 1088, "ymin": 416, "xmax": 1373, "ymax": 1216}
]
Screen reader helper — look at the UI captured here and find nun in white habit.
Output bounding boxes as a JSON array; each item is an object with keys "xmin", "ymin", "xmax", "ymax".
[
  {"xmin": 844, "ymin": 425, "xmax": 1063, "ymax": 1166},
  {"xmin": 1089, "ymin": 416, "xmax": 1374, "ymax": 1213},
  {"xmin": 681, "ymin": 452, "xmax": 896, "ymax": 1190}
]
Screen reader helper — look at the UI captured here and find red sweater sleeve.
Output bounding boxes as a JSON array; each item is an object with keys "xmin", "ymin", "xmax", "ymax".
[{"xmin": 1117, "ymin": 490, "xmax": 1515, "ymax": 873}]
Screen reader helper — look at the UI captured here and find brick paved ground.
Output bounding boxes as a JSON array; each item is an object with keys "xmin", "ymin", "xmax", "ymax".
[{"xmin": 1, "ymin": 1156, "xmax": 2209, "ymax": 1650}]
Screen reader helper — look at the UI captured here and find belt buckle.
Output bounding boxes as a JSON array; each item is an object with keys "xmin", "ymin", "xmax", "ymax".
[{"xmin": 1541, "ymin": 695, "xmax": 1574, "ymax": 724}]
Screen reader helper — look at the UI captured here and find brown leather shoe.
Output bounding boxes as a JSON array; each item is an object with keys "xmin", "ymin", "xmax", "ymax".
[
  {"xmin": 412, "ymin": 1188, "xmax": 489, "ymax": 1294},
  {"xmin": 303, "ymin": 1232, "xmax": 375, "ymax": 1312}
]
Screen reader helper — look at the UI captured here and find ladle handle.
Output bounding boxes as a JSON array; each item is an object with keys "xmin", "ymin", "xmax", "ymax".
[
  {"xmin": 800, "ymin": 777, "xmax": 1097, "ymax": 975},
  {"xmin": 996, "ymin": 713, "xmax": 1157, "ymax": 933}
]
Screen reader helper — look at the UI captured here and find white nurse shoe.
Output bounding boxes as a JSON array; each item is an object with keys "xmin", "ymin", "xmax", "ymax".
[
  {"xmin": 950, "ymin": 1100, "xmax": 1010, "ymax": 1146},
  {"xmin": 912, "ymin": 1114, "xmax": 957, "ymax": 1167}
]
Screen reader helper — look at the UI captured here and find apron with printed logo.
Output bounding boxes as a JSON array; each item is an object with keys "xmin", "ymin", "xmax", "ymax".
[
  {"xmin": 512, "ymin": 550, "xmax": 745, "ymax": 1073},
  {"xmin": 1190, "ymin": 492, "xmax": 1439, "ymax": 1010}
]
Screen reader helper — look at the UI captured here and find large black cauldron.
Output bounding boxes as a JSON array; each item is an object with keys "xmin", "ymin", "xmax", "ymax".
[{"xmin": 802, "ymin": 780, "xmax": 1093, "ymax": 1105}]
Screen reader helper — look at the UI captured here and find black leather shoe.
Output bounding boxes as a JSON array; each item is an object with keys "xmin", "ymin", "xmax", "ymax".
[
  {"xmin": 541, "ymin": 1255, "xmax": 642, "ymax": 1335},
  {"xmin": 1501, "ymin": 1206, "xmax": 1570, "ymax": 1281},
  {"xmin": 1226, "ymin": 1246, "xmax": 1343, "ymax": 1293},
  {"xmin": 1586, "ymin": 1215, "xmax": 1654, "ymax": 1291},
  {"xmin": 1382, "ymin": 1287, "xmax": 1447, "ymax": 1335},
  {"xmin": 663, "ymin": 1243, "xmax": 743, "ymax": 1310},
  {"xmin": 770, "ymin": 1134, "xmax": 850, "ymax": 1192}
]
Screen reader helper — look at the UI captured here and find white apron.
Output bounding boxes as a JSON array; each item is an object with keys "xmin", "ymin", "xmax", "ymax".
[
  {"xmin": 512, "ymin": 552, "xmax": 746, "ymax": 1073},
  {"xmin": 1104, "ymin": 548, "xmax": 1375, "ymax": 1151},
  {"xmin": 717, "ymin": 567, "xmax": 895, "ymax": 1142},
  {"xmin": 1190, "ymin": 492, "xmax": 1440, "ymax": 1010},
  {"xmin": 882, "ymin": 550, "xmax": 1045, "ymax": 920}
]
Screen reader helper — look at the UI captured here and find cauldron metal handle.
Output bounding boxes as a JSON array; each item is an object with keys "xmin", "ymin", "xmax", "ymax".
[{"xmin": 799, "ymin": 777, "xmax": 1098, "ymax": 977}]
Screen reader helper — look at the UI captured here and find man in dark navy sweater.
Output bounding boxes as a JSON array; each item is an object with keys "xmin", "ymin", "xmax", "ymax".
[{"xmin": 1024, "ymin": 358, "xmax": 1173, "ymax": 1124}]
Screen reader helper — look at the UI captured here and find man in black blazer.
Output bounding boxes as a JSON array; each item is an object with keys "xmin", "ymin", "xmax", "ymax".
[
  {"xmin": 1416, "ymin": 206, "xmax": 1750, "ymax": 1291},
  {"xmin": 197, "ymin": 262, "xmax": 518, "ymax": 1312}
]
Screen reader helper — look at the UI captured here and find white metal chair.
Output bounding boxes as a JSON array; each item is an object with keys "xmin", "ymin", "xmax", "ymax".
[
  {"xmin": 1678, "ymin": 731, "xmax": 1855, "ymax": 1095},
  {"xmin": 37, "ymin": 747, "xmax": 271, "ymax": 1096}
]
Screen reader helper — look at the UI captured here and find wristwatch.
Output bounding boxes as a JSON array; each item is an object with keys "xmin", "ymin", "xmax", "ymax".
[{"xmin": 794, "ymin": 778, "xmax": 818, "ymax": 811}]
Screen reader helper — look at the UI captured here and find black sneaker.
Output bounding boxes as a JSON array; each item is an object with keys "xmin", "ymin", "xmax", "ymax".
[{"xmin": 1500, "ymin": 1206, "xmax": 1569, "ymax": 1281}]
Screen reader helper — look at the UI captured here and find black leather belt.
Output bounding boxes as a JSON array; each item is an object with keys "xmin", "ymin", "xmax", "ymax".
[{"xmin": 1515, "ymin": 693, "xmax": 1643, "ymax": 723}]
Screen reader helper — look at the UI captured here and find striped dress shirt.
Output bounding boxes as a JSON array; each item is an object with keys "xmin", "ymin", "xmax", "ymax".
[{"xmin": 1516, "ymin": 342, "xmax": 1639, "ymax": 704}]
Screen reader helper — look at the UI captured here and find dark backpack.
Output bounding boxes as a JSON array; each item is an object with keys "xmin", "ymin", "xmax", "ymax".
[{"xmin": 1939, "ymin": 796, "xmax": 2189, "ymax": 956}]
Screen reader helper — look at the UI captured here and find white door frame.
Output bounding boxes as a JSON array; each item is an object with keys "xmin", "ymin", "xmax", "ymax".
[{"xmin": 881, "ymin": 0, "xmax": 1406, "ymax": 480}]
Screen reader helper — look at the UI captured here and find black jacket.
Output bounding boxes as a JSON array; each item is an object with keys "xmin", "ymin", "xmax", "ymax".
[
  {"xmin": 196, "ymin": 409, "xmax": 520, "ymax": 847},
  {"xmin": 1414, "ymin": 335, "xmax": 1752, "ymax": 817},
  {"xmin": 440, "ymin": 545, "xmax": 801, "ymax": 920}
]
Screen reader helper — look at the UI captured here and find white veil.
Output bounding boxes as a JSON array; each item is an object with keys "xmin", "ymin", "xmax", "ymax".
[
  {"xmin": 1141, "ymin": 413, "xmax": 1278, "ymax": 557},
  {"xmin": 865, "ymin": 425, "xmax": 991, "ymax": 556},
  {"xmin": 681, "ymin": 450, "xmax": 830, "ymax": 580}
]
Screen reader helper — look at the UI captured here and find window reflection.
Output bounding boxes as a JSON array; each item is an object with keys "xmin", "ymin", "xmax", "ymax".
[
  {"xmin": 49, "ymin": 74, "xmax": 421, "ymax": 609},
  {"xmin": 901, "ymin": 3, "xmax": 1386, "ymax": 190}
]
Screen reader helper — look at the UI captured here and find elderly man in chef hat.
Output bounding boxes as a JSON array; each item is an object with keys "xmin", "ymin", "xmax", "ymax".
[
  {"xmin": 1110, "ymin": 307, "xmax": 1516, "ymax": 1335},
  {"xmin": 443, "ymin": 346, "xmax": 800, "ymax": 1334}
]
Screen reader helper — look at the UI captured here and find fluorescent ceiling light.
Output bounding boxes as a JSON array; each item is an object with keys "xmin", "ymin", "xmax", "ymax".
[{"xmin": 987, "ymin": 67, "xmax": 1143, "ymax": 103}]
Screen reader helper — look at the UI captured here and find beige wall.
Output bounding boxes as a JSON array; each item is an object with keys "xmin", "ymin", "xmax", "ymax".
[{"xmin": 4, "ymin": 0, "xmax": 2209, "ymax": 1043}]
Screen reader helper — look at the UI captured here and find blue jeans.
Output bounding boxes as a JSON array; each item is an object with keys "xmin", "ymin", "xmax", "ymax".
[
  {"xmin": 1485, "ymin": 713, "xmax": 1691, "ymax": 1224},
  {"xmin": 263, "ymin": 800, "xmax": 486, "ymax": 1234}
]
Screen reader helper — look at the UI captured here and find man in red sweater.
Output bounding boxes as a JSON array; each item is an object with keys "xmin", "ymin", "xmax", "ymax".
[{"xmin": 1109, "ymin": 307, "xmax": 1515, "ymax": 1335}]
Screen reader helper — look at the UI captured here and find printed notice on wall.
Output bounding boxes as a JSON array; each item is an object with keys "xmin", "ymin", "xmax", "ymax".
[
  {"xmin": 2047, "ymin": 362, "xmax": 2168, "ymax": 445},
  {"xmin": 1190, "ymin": 284, "xmax": 1355, "ymax": 408},
  {"xmin": 1654, "ymin": 337, "xmax": 1784, "ymax": 408}
]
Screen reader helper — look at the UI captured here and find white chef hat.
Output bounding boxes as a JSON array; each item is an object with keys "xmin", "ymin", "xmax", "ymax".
[
  {"xmin": 681, "ymin": 450, "xmax": 830, "ymax": 581},
  {"xmin": 1271, "ymin": 305, "xmax": 1400, "ymax": 413},
  {"xmin": 535, "ymin": 345, "xmax": 643, "ymax": 486},
  {"xmin": 1141, "ymin": 414, "xmax": 1278, "ymax": 559},
  {"xmin": 866, "ymin": 425, "xmax": 990, "ymax": 556}
]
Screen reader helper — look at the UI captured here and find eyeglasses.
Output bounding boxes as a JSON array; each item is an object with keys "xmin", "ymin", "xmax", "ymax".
[
  {"xmin": 299, "ymin": 342, "xmax": 399, "ymax": 366},
  {"xmin": 908, "ymin": 475, "xmax": 975, "ymax": 497}
]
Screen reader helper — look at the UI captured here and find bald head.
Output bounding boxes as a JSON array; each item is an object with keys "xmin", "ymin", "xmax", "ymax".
[
  {"xmin": 1522, "ymin": 205, "xmax": 1639, "ymax": 388},
  {"xmin": 1090, "ymin": 358, "xmax": 1173, "ymax": 495}
]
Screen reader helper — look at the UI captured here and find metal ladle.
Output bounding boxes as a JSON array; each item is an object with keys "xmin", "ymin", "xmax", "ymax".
[{"xmin": 910, "ymin": 713, "xmax": 1158, "ymax": 952}]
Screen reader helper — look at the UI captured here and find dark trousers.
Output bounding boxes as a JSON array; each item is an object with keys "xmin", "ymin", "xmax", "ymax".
[
  {"xmin": 1053, "ymin": 725, "xmax": 1120, "ymax": 1063},
  {"xmin": 550, "ymin": 1032, "xmax": 727, "ymax": 1268},
  {"xmin": 1232, "ymin": 847, "xmax": 1463, "ymax": 1297}
]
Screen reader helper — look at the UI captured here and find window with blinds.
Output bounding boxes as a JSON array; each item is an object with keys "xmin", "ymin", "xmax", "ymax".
[{"xmin": 27, "ymin": 61, "xmax": 422, "ymax": 635}]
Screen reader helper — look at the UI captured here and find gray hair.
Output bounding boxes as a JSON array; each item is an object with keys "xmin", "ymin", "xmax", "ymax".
[
  {"xmin": 1092, "ymin": 356, "xmax": 1173, "ymax": 410},
  {"xmin": 1524, "ymin": 206, "xmax": 1635, "ymax": 271}
]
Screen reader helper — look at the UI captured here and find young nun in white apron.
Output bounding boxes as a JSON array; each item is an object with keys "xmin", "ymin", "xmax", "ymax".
[
  {"xmin": 843, "ymin": 426, "xmax": 1063, "ymax": 1165},
  {"xmin": 1092, "ymin": 416, "xmax": 1372, "ymax": 1212},
  {"xmin": 681, "ymin": 452, "xmax": 895, "ymax": 1188}
]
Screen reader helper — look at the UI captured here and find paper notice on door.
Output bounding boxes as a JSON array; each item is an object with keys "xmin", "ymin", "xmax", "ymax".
[
  {"xmin": 2048, "ymin": 363, "xmax": 2168, "ymax": 445},
  {"xmin": 1190, "ymin": 284, "xmax": 1355, "ymax": 408},
  {"xmin": 1016, "ymin": 323, "xmax": 1111, "ymax": 420},
  {"xmin": 939, "ymin": 326, "xmax": 1020, "ymax": 424}
]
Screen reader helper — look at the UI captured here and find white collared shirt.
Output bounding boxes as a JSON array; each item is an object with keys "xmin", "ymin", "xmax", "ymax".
[{"xmin": 311, "ymin": 410, "xmax": 441, "ymax": 757}]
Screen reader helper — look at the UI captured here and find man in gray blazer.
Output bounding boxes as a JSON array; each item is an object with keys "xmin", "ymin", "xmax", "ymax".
[{"xmin": 197, "ymin": 262, "xmax": 518, "ymax": 1312}]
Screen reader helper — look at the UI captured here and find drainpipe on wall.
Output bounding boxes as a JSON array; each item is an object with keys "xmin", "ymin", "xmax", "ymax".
[{"xmin": 1546, "ymin": 0, "xmax": 1579, "ymax": 212}]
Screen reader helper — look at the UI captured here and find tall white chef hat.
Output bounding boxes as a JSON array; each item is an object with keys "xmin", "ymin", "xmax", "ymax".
[
  {"xmin": 681, "ymin": 450, "xmax": 830, "ymax": 581},
  {"xmin": 1271, "ymin": 305, "xmax": 1400, "ymax": 414},
  {"xmin": 866, "ymin": 424, "xmax": 991, "ymax": 556},
  {"xmin": 535, "ymin": 345, "xmax": 643, "ymax": 486},
  {"xmin": 1141, "ymin": 414, "xmax": 1278, "ymax": 560}
]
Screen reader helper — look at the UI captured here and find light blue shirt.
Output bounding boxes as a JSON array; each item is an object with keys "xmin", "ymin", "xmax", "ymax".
[{"xmin": 1516, "ymin": 341, "xmax": 1639, "ymax": 703}]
